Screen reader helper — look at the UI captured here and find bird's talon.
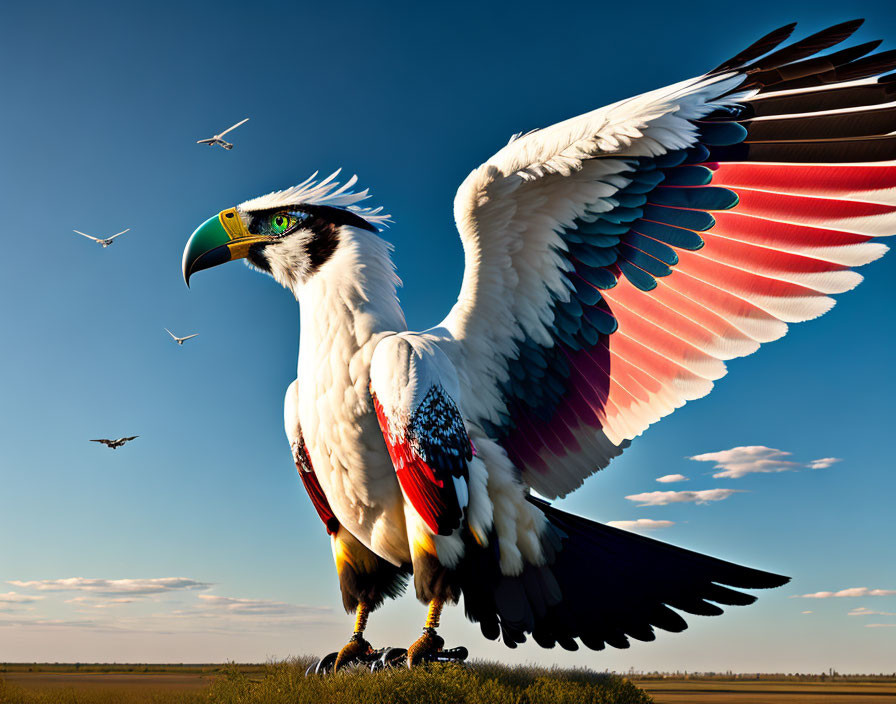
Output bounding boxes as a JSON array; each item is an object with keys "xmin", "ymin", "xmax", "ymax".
[
  {"xmin": 406, "ymin": 628, "xmax": 445, "ymax": 667},
  {"xmin": 333, "ymin": 634, "xmax": 373, "ymax": 670}
]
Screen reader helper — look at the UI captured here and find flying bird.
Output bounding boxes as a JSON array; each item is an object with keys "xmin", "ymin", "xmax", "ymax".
[
  {"xmin": 196, "ymin": 118, "xmax": 249, "ymax": 150},
  {"xmin": 73, "ymin": 228, "xmax": 130, "ymax": 248},
  {"xmin": 91, "ymin": 437, "xmax": 138, "ymax": 449},
  {"xmin": 183, "ymin": 20, "xmax": 896, "ymax": 669},
  {"xmin": 165, "ymin": 328, "xmax": 199, "ymax": 345}
]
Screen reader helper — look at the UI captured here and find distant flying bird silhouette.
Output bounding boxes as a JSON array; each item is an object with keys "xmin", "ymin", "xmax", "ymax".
[
  {"xmin": 91, "ymin": 437, "xmax": 138, "ymax": 449},
  {"xmin": 73, "ymin": 228, "xmax": 130, "ymax": 248},
  {"xmin": 165, "ymin": 328, "xmax": 199, "ymax": 345},
  {"xmin": 183, "ymin": 19, "xmax": 896, "ymax": 671},
  {"xmin": 196, "ymin": 118, "xmax": 249, "ymax": 150}
]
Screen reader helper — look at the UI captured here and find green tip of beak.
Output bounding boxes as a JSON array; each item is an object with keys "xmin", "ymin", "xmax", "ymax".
[{"xmin": 182, "ymin": 214, "xmax": 233, "ymax": 286}]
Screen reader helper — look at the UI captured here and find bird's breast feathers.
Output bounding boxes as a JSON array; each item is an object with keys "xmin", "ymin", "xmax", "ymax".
[{"xmin": 295, "ymin": 336, "xmax": 412, "ymax": 564}]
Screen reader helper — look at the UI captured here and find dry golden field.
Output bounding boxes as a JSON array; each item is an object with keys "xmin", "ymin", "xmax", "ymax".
[
  {"xmin": 2, "ymin": 663, "xmax": 895, "ymax": 703},
  {"xmin": 634, "ymin": 677, "xmax": 896, "ymax": 704}
]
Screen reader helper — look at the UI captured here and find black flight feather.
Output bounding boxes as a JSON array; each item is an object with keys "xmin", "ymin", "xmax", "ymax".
[
  {"xmin": 710, "ymin": 22, "xmax": 797, "ymax": 74},
  {"xmin": 742, "ymin": 19, "xmax": 865, "ymax": 73}
]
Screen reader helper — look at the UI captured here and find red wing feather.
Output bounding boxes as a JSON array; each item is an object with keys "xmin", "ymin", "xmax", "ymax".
[
  {"xmin": 294, "ymin": 437, "xmax": 339, "ymax": 535},
  {"xmin": 372, "ymin": 392, "xmax": 465, "ymax": 536}
]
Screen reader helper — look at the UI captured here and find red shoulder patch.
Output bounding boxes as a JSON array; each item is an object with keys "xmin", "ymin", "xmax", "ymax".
[
  {"xmin": 294, "ymin": 438, "xmax": 339, "ymax": 535},
  {"xmin": 372, "ymin": 392, "xmax": 464, "ymax": 536}
]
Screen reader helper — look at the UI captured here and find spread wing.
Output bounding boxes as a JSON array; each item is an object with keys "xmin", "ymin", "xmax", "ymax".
[
  {"xmin": 106, "ymin": 229, "xmax": 130, "ymax": 240},
  {"xmin": 218, "ymin": 118, "xmax": 249, "ymax": 137},
  {"xmin": 370, "ymin": 334, "xmax": 472, "ymax": 536},
  {"xmin": 73, "ymin": 230, "xmax": 100, "ymax": 241},
  {"xmin": 90, "ymin": 439, "xmax": 111, "ymax": 445},
  {"xmin": 435, "ymin": 20, "xmax": 895, "ymax": 499},
  {"xmin": 179, "ymin": 333, "xmax": 199, "ymax": 341}
]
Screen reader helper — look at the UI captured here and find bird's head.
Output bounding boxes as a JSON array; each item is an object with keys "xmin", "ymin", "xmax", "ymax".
[{"xmin": 182, "ymin": 171, "xmax": 389, "ymax": 290}]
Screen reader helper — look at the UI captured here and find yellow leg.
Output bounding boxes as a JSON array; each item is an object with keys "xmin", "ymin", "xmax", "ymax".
[
  {"xmin": 407, "ymin": 598, "xmax": 446, "ymax": 667},
  {"xmin": 425, "ymin": 598, "xmax": 444, "ymax": 630},
  {"xmin": 334, "ymin": 602, "xmax": 373, "ymax": 670},
  {"xmin": 354, "ymin": 601, "xmax": 371, "ymax": 634}
]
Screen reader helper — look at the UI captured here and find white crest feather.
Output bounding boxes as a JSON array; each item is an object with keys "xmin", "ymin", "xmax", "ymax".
[{"xmin": 238, "ymin": 169, "xmax": 392, "ymax": 226}]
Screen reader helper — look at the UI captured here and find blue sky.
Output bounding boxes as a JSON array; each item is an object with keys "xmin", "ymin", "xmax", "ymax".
[{"xmin": 1, "ymin": 0, "xmax": 894, "ymax": 672}]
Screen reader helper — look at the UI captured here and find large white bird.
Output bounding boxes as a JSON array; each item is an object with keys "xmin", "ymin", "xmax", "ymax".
[
  {"xmin": 196, "ymin": 118, "xmax": 249, "ymax": 150},
  {"xmin": 73, "ymin": 228, "xmax": 130, "ymax": 248},
  {"xmin": 165, "ymin": 328, "xmax": 199, "ymax": 345},
  {"xmin": 183, "ymin": 20, "xmax": 895, "ymax": 668}
]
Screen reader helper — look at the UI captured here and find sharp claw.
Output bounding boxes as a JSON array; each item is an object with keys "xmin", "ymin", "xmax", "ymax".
[
  {"xmin": 406, "ymin": 628, "xmax": 445, "ymax": 667},
  {"xmin": 334, "ymin": 634, "xmax": 373, "ymax": 670}
]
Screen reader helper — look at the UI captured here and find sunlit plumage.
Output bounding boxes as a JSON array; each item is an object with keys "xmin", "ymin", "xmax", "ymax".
[{"xmin": 184, "ymin": 20, "xmax": 895, "ymax": 667}]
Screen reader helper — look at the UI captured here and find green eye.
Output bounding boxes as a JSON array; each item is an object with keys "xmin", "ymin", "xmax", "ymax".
[{"xmin": 270, "ymin": 212, "xmax": 296, "ymax": 235}]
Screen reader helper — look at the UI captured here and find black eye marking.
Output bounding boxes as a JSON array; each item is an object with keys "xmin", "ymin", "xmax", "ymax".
[
  {"xmin": 245, "ymin": 204, "xmax": 378, "ymax": 277},
  {"xmin": 247, "ymin": 242, "xmax": 271, "ymax": 273},
  {"xmin": 298, "ymin": 205, "xmax": 378, "ymax": 233},
  {"xmin": 247, "ymin": 205, "xmax": 378, "ymax": 237},
  {"xmin": 305, "ymin": 222, "xmax": 340, "ymax": 275}
]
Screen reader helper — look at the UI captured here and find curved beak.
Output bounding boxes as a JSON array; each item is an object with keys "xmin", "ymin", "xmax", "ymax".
[{"xmin": 182, "ymin": 208, "xmax": 272, "ymax": 286}]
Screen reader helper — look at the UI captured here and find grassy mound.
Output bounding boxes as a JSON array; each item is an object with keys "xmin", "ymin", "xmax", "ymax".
[
  {"xmin": 208, "ymin": 658, "xmax": 652, "ymax": 704},
  {"xmin": 0, "ymin": 658, "xmax": 652, "ymax": 704}
]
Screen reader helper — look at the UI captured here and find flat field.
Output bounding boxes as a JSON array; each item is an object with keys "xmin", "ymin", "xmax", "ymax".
[
  {"xmin": 634, "ymin": 677, "xmax": 896, "ymax": 704},
  {"xmin": 2, "ymin": 664, "xmax": 895, "ymax": 704},
  {"xmin": 0, "ymin": 661, "xmax": 650, "ymax": 703}
]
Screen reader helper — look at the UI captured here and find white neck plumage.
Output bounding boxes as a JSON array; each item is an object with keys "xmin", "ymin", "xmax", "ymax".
[{"xmin": 294, "ymin": 227, "xmax": 407, "ymax": 377}]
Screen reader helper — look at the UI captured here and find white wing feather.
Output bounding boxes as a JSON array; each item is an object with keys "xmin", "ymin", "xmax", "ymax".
[
  {"xmin": 432, "ymin": 63, "xmax": 894, "ymax": 499},
  {"xmin": 217, "ymin": 118, "xmax": 249, "ymax": 137},
  {"xmin": 436, "ymin": 74, "xmax": 740, "ymax": 438}
]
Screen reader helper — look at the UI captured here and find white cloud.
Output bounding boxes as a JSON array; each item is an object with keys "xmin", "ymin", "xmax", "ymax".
[
  {"xmin": 688, "ymin": 445, "xmax": 842, "ymax": 479},
  {"xmin": 606, "ymin": 519, "xmax": 675, "ymax": 532},
  {"xmin": 801, "ymin": 611, "xmax": 813, "ymax": 614},
  {"xmin": 849, "ymin": 607, "xmax": 896, "ymax": 617},
  {"xmin": 194, "ymin": 595, "xmax": 331, "ymax": 618},
  {"xmin": 0, "ymin": 591, "xmax": 338, "ymax": 635},
  {"xmin": 625, "ymin": 489, "xmax": 742, "ymax": 507},
  {"xmin": 0, "ymin": 615, "xmax": 112, "ymax": 630},
  {"xmin": 865, "ymin": 623, "xmax": 896, "ymax": 628},
  {"xmin": 0, "ymin": 592, "xmax": 43, "ymax": 604},
  {"xmin": 8, "ymin": 578, "xmax": 212, "ymax": 596},
  {"xmin": 795, "ymin": 587, "xmax": 896, "ymax": 599},
  {"xmin": 807, "ymin": 457, "xmax": 842, "ymax": 470},
  {"xmin": 689, "ymin": 446, "xmax": 800, "ymax": 478},
  {"xmin": 656, "ymin": 474, "xmax": 688, "ymax": 484},
  {"xmin": 65, "ymin": 597, "xmax": 138, "ymax": 609}
]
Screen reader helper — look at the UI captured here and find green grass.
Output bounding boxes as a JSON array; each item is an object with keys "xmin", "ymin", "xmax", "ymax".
[
  {"xmin": 206, "ymin": 659, "xmax": 652, "ymax": 704},
  {"xmin": 1, "ymin": 658, "xmax": 652, "ymax": 704}
]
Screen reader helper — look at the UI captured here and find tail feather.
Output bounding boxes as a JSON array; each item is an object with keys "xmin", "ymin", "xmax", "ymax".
[{"xmin": 459, "ymin": 499, "xmax": 788, "ymax": 650}]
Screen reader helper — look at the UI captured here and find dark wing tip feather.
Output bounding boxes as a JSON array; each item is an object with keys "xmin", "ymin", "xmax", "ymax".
[
  {"xmin": 750, "ymin": 39, "xmax": 884, "ymax": 93},
  {"xmin": 714, "ymin": 565, "xmax": 791, "ymax": 590},
  {"xmin": 710, "ymin": 22, "xmax": 797, "ymax": 74},
  {"xmin": 745, "ymin": 19, "xmax": 865, "ymax": 73},
  {"xmin": 837, "ymin": 49, "xmax": 896, "ymax": 81}
]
